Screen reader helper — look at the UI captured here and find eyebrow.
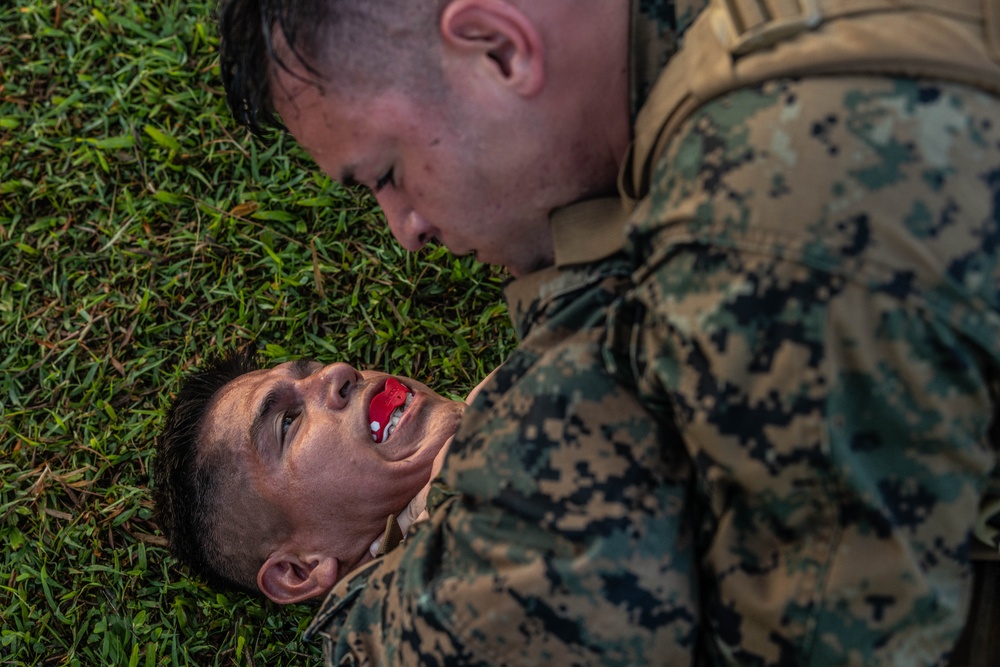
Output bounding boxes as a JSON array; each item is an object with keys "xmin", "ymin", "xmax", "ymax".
[{"xmin": 248, "ymin": 359, "xmax": 317, "ymax": 455}]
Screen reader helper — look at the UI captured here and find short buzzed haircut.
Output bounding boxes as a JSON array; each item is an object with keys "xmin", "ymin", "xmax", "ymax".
[
  {"xmin": 152, "ymin": 345, "xmax": 265, "ymax": 595},
  {"xmin": 217, "ymin": 0, "xmax": 449, "ymax": 136}
]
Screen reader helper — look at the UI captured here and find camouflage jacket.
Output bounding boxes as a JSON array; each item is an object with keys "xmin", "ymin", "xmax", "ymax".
[
  {"xmin": 608, "ymin": 2, "xmax": 1000, "ymax": 664},
  {"xmin": 304, "ymin": 4, "xmax": 706, "ymax": 665},
  {"xmin": 306, "ymin": 0, "xmax": 1000, "ymax": 665},
  {"xmin": 305, "ymin": 201, "xmax": 701, "ymax": 666}
]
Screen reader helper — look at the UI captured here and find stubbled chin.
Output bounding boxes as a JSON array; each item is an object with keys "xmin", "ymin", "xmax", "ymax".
[
  {"xmin": 383, "ymin": 430, "xmax": 448, "ymax": 469},
  {"xmin": 380, "ymin": 400, "xmax": 463, "ymax": 464}
]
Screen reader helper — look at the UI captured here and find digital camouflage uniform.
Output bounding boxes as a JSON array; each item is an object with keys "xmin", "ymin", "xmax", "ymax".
[
  {"xmin": 615, "ymin": 76, "xmax": 1000, "ymax": 666},
  {"xmin": 609, "ymin": 0, "xmax": 1000, "ymax": 664},
  {"xmin": 306, "ymin": 200, "xmax": 700, "ymax": 665},
  {"xmin": 307, "ymin": 0, "xmax": 1000, "ymax": 665}
]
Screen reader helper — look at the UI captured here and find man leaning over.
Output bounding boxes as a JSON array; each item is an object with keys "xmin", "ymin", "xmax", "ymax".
[{"xmin": 219, "ymin": 0, "xmax": 1000, "ymax": 664}]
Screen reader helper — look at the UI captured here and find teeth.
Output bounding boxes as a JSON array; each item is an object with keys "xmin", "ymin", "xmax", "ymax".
[
  {"xmin": 383, "ymin": 393, "xmax": 413, "ymax": 441},
  {"xmin": 373, "ymin": 392, "xmax": 413, "ymax": 443}
]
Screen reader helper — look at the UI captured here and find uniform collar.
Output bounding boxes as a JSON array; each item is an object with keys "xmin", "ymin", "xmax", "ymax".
[
  {"xmin": 506, "ymin": 2, "xmax": 708, "ymax": 335},
  {"xmin": 505, "ymin": 198, "xmax": 630, "ymax": 338},
  {"xmin": 304, "ymin": 482, "xmax": 459, "ymax": 642}
]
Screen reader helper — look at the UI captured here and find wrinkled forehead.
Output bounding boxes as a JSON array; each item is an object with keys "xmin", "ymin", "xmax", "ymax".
[
  {"xmin": 197, "ymin": 368, "xmax": 274, "ymax": 464},
  {"xmin": 195, "ymin": 368, "xmax": 293, "ymax": 554},
  {"xmin": 198, "ymin": 360, "xmax": 327, "ymax": 459}
]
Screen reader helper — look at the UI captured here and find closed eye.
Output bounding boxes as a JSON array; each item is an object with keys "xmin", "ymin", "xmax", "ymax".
[{"xmin": 374, "ymin": 168, "xmax": 394, "ymax": 193}]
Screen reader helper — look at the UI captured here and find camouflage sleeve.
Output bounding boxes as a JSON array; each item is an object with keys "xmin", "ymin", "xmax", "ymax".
[
  {"xmin": 973, "ymin": 475, "xmax": 1000, "ymax": 552},
  {"xmin": 974, "ymin": 496, "xmax": 1000, "ymax": 552},
  {"xmin": 309, "ymin": 267, "xmax": 700, "ymax": 666},
  {"xmin": 614, "ymin": 76, "xmax": 1000, "ymax": 665},
  {"xmin": 976, "ymin": 415, "xmax": 1000, "ymax": 552}
]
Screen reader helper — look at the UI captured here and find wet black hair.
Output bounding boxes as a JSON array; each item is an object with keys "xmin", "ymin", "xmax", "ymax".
[{"xmin": 217, "ymin": 0, "xmax": 447, "ymax": 137}]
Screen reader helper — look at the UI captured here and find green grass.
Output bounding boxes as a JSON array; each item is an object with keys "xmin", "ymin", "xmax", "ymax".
[{"xmin": 0, "ymin": 1, "xmax": 516, "ymax": 664}]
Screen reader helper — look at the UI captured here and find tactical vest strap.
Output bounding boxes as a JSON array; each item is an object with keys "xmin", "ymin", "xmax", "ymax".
[
  {"xmin": 725, "ymin": 0, "xmax": 823, "ymax": 56},
  {"xmin": 622, "ymin": 0, "xmax": 1000, "ymax": 204},
  {"xmin": 725, "ymin": 0, "xmax": 985, "ymax": 55},
  {"xmin": 987, "ymin": 0, "xmax": 1000, "ymax": 61}
]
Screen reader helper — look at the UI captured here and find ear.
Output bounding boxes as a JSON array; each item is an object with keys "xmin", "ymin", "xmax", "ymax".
[
  {"xmin": 440, "ymin": 0, "xmax": 545, "ymax": 97},
  {"xmin": 258, "ymin": 552, "xmax": 339, "ymax": 605}
]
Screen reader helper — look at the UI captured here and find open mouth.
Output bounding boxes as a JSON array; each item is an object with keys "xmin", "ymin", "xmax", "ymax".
[{"xmin": 368, "ymin": 378, "xmax": 413, "ymax": 444}]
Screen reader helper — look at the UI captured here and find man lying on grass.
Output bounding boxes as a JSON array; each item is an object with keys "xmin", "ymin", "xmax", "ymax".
[{"xmin": 152, "ymin": 345, "xmax": 470, "ymax": 604}]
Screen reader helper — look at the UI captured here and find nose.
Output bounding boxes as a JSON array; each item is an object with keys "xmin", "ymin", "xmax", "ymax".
[
  {"xmin": 377, "ymin": 193, "xmax": 435, "ymax": 251},
  {"xmin": 305, "ymin": 363, "xmax": 361, "ymax": 410}
]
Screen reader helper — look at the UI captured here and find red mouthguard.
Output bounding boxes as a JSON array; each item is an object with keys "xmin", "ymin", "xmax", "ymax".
[{"xmin": 369, "ymin": 378, "xmax": 408, "ymax": 443}]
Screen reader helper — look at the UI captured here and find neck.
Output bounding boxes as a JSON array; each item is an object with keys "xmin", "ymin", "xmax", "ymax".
[{"xmin": 545, "ymin": 0, "xmax": 632, "ymax": 193}]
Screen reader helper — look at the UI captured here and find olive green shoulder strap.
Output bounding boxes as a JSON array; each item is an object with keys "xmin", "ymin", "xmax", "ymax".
[{"xmin": 622, "ymin": 0, "xmax": 1000, "ymax": 204}]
